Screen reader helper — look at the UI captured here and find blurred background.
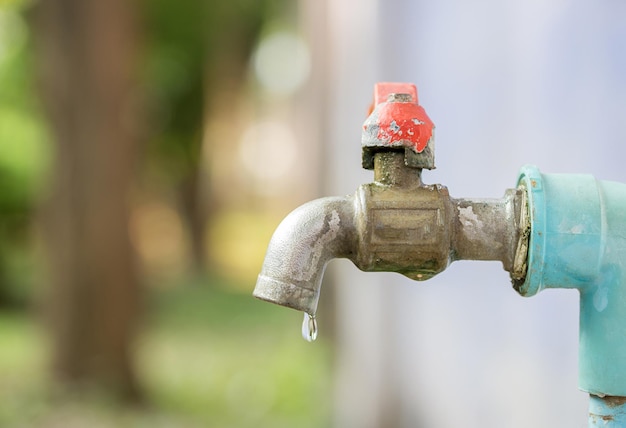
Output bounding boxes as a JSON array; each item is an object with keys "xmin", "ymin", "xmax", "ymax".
[{"xmin": 0, "ymin": 0, "xmax": 625, "ymax": 426}]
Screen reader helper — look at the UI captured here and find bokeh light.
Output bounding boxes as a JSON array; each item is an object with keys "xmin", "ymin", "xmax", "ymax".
[
  {"xmin": 237, "ymin": 119, "xmax": 298, "ymax": 196},
  {"xmin": 252, "ymin": 31, "xmax": 311, "ymax": 96}
]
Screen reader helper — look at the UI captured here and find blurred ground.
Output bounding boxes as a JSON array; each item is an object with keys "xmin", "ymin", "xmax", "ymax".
[{"xmin": 0, "ymin": 276, "xmax": 332, "ymax": 428}]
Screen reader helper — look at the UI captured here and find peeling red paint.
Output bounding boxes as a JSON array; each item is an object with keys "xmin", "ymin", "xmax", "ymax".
[
  {"xmin": 373, "ymin": 101, "xmax": 434, "ymax": 153},
  {"xmin": 362, "ymin": 82, "xmax": 435, "ymax": 169}
]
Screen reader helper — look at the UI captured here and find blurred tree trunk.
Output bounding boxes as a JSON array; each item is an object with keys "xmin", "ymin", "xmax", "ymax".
[
  {"xmin": 179, "ymin": 165, "xmax": 208, "ymax": 276},
  {"xmin": 33, "ymin": 0, "xmax": 142, "ymax": 400},
  {"xmin": 142, "ymin": 0, "xmax": 275, "ymax": 279}
]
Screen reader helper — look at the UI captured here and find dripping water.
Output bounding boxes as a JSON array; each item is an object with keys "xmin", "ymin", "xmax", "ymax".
[{"xmin": 302, "ymin": 312, "xmax": 318, "ymax": 342}]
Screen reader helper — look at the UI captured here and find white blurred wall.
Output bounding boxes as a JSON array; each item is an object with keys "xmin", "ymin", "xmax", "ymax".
[{"xmin": 305, "ymin": 1, "xmax": 626, "ymax": 427}]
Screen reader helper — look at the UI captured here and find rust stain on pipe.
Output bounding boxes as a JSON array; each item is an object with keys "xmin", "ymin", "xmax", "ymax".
[{"xmin": 604, "ymin": 396, "xmax": 626, "ymax": 408}]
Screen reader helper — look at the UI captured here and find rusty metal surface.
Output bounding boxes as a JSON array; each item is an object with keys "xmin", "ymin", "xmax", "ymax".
[
  {"xmin": 452, "ymin": 188, "xmax": 524, "ymax": 273},
  {"xmin": 354, "ymin": 152, "xmax": 452, "ymax": 280},
  {"xmin": 254, "ymin": 150, "xmax": 528, "ymax": 316},
  {"xmin": 589, "ymin": 394, "xmax": 626, "ymax": 426},
  {"xmin": 511, "ymin": 185, "xmax": 530, "ymax": 285}
]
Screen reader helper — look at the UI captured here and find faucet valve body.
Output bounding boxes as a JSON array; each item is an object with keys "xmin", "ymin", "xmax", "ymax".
[{"xmin": 355, "ymin": 155, "xmax": 453, "ymax": 280}]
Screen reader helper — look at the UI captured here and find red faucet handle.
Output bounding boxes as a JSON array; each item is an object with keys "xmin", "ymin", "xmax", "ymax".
[
  {"xmin": 367, "ymin": 82, "xmax": 419, "ymax": 115},
  {"xmin": 362, "ymin": 82, "xmax": 435, "ymax": 170},
  {"xmin": 375, "ymin": 82, "xmax": 418, "ymax": 105}
]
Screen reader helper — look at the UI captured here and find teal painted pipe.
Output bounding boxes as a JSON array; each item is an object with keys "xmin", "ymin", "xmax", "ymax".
[
  {"xmin": 589, "ymin": 396, "xmax": 626, "ymax": 427},
  {"xmin": 516, "ymin": 165, "xmax": 626, "ymax": 423}
]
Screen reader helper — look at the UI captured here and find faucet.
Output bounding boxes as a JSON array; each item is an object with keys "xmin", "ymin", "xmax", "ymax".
[
  {"xmin": 254, "ymin": 83, "xmax": 527, "ymax": 315},
  {"xmin": 253, "ymin": 82, "xmax": 626, "ymax": 426}
]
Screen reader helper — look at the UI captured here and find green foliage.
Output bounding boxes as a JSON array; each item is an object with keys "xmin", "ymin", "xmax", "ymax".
[
  {"xmin": 141, "ymin": 0, "xmax": 286, "ymax": 183},
  {"xmin": 0, "ymin": 5, "xmax": 50, "ymax": 207},
  {"xmin": 0, "ymin": 107, "xmax": 49, "ymax": 207},
  {"xmin": 141, "ymin": 278, "xmax": 332, "ymax": 427},
  {"xmin": 0, "ymin": 281, "xmax": 332, "ymax": 427},
  {"xmin": 0, "ymin": 4, "xmax": 50, "ymax": 306}
]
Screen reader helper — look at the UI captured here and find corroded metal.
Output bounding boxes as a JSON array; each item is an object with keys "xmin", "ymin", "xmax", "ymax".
[
  {"xmin": 254, "ymin": 82, "xmax": 529, "ymax": 317},
  {"xmin": 451, "ymin": 188, "xmax": 524, "ymax": 273},
  {"xmin": 511, "ymin": 185, "xmax": 530, "ymax": 286},
  {"xmin": 355, "ymin": 152, "xmax": 453, "ymax": 280},
  {"xmin": 253, "ymin": 197, "xmax": 356, "ymax": 315},
  {"xmin": 254, "ymin": 150, "xmax": 527, "ymax": 316},
  {"xmin": 589, "ymin": 395, "xmax": 626, "ymax": 426}
]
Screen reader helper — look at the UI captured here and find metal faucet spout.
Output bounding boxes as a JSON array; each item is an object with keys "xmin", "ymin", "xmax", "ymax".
[{"xmin": 253, "ymin": 196, "xmax": 356, "ymax": 315}]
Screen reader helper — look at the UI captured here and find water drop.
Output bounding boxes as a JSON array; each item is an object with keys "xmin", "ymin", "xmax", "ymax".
[{"xmin": 302, "ymin": 312, "xmax": 318, "ymax": 342}]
